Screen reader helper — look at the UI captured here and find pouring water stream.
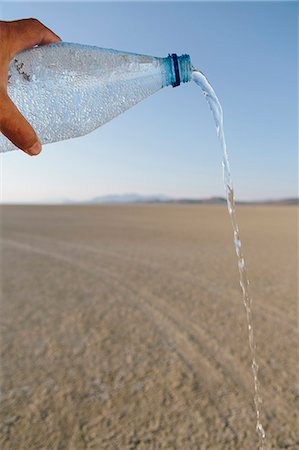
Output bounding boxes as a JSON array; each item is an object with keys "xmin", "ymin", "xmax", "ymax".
[{"xmin": 192, "ymin": 68, "xmax": 266, "ymax": 449}]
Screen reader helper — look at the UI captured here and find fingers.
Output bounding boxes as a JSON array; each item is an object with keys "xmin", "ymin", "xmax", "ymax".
[
  {"xmin": 0, "ymin": 19, "xmax": 61, "ymax": 155},
  {"xmin": 0, "ymin": 89, "xmax": 41, "ymax": 155},
  {"xmin": 7, "ymin": 18, "xmax": 62, "ymax": 58}
]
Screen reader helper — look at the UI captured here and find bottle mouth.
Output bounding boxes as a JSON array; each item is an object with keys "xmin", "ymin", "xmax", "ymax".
[{"xmin": 168, "ymin": 53, "xmax": 192, "ymax": 87}]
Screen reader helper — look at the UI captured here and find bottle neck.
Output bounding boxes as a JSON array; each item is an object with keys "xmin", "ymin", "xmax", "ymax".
[{"xmin": 162, "ymin": 53, "xmax": 192, "ymax": 88}]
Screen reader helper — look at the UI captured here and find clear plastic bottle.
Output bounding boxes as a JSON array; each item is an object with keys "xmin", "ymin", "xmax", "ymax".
[{"xmin": 0, "ymin": 43, "xmax": 192, "ymax": 152}]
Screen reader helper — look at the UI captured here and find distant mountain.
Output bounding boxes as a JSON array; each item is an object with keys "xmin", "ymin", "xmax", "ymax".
[
  {"xmin": 267, "ymin": 198, "xmax": 299, "ymax": 205},
  {"xmin": 88, "ymin": 193, "xmax": 173, "ymax": 204},
  {"xmin": 237, "ymin": 198, "xmax": 299, "ymax": 205},
  {"xmin": 175, "ymin": 196, "xmax": 227, "ymax": 204},
  {"xmin": 4, "ymin": 195, "xmax": 298, "ymax": 206},
  {"xmin": 175, "ymin": 197, "xmax": 299, "ymax": 205},
  {"xmin": 72, "ymin": 194, "xmax": 298, "ymax": 205}
]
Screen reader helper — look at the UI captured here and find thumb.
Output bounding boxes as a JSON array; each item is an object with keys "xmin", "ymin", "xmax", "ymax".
[{"xmin": 0, "ymin": 89, "xmax": 41, "ymax": 155}]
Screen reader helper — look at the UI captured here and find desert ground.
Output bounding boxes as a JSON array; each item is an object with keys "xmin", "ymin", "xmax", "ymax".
[{"xmin": 0, "ymin": 204, "xmax": 297, "ymax": 450}]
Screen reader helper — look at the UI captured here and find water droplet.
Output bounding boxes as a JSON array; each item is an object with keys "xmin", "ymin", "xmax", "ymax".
[
  {"xmin": 257, "ymin": 423, "xmax": 266, "ymax": 439},
  {"xmin": 238, "ymin": 258, "xmax": 245, "ymax": 269}
]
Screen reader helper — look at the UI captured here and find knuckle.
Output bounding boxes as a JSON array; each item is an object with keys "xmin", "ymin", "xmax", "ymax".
[{"xmin": 29, "ymin": 18, "xmax": 42, "ymax": 27}]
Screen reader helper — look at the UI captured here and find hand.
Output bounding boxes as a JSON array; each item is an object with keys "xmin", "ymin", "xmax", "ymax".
[{"xmin": 0, "ymin": 19, "xmax": 61, "ymax": 155}]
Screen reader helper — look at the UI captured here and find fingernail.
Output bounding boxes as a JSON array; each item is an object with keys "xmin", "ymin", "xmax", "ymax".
[{"xmin": 28, "ymin": 140, "xmax": 42, "ymax": 156}]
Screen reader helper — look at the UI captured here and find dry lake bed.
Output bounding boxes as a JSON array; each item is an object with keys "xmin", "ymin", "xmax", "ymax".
[{"xmin": 0, "ymin": 204, "xmax": 297, "ymax": 449}]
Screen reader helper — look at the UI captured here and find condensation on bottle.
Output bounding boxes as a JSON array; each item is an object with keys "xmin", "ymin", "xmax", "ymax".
[{"xmin": 0, "ymin": 43, "xmax": 192, "ymax": 152}]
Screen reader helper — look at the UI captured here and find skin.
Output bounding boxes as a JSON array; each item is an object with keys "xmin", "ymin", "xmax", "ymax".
[{"xmin": 0, "ymin": 19, "xmax": 61, "ymax": 155}]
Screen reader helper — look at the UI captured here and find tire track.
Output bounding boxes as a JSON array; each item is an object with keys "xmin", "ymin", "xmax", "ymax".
[
  {"xmin": 2, "ymin": 235, "xmax": 251, "ymax": 392},
  {"xmin": 6, "ymin": 229, "xmax": 293, "ymax": 331},
  {"xmin": 2, "ymin": 236, "xmax": 250, "ymax": 442}
]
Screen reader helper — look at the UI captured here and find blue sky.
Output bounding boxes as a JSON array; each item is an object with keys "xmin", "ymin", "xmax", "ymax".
[{"xmin": 0, "ymin": 1, "xmax": 297, "ymax": 203}]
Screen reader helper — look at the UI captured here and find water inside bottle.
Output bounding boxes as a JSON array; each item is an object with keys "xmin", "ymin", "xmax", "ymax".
[{"xmin": 192, "ymin": 68, "xmax": 266, "ymax": 449}]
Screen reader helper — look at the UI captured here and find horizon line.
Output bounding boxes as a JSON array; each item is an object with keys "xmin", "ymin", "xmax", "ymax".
[{"xmin": 1, "ymin": 195, "xmax": 298, "ymax": 206}]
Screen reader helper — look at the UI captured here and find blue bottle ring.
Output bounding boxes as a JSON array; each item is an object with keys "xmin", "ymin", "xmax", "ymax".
[{"xmin": 170, "ymin": 53, "xmax": 180, "ymax": 87}]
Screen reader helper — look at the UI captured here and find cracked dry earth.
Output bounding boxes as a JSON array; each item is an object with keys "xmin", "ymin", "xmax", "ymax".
[{"xmin": 0, "ymin": 205, "xmax": 298, "ymax": 450}]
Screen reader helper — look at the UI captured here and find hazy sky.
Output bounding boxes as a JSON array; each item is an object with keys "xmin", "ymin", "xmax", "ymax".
[{"xmin": 0, "ymin": 1, "xmax": 297, "ymax": 203}]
